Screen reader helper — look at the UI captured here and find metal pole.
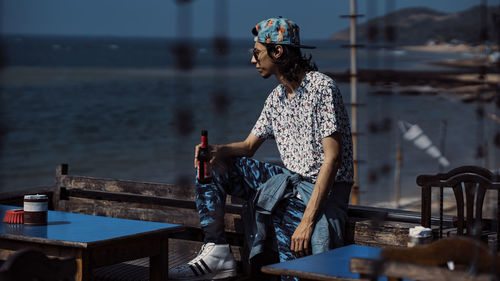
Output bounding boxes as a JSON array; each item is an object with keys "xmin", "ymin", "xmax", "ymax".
[
  {"xmin": 394, "ymin": 135, "xmax": 402, "ymax": 208},
  {"xmin": 438, "ymin": 120, "xmax": 447, "ymax": 238},
  {"xmin": 350, "ymin": 0, "xmax": 359, "ymax": 205}
]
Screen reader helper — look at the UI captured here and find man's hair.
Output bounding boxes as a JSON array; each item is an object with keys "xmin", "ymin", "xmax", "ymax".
[{"xmin": 265, "ymin": 44, "xmax": 318, "ymax": 83}]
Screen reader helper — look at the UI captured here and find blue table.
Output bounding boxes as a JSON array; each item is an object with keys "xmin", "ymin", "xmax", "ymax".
[
  {"xmin": 261, "ymin": 244, "xmax": 385, "ymax": 280},
  {"xmin": 0, "ymin": 204, "xmax": 182, "ymax": 281}
]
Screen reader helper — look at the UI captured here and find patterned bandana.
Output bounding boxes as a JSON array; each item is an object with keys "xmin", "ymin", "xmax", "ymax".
[{"xmin": 251, "ymin": 17, "xmax": 315, "ymax": 49}]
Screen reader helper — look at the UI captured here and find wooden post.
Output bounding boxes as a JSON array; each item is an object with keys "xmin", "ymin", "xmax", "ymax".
[
  {"xmin": 150, "ymin": 235, "xmax": 169, "ymax": 281},
  {"xmin": 340, "ymin": 1, "xmax": 364, "ymax": 205},
  {"xmin": 394, "ymin": 142, "xmax": 402, "ymax": 208},
  {"xmin": 438, "ymin": 121, "xmax": 447, "ymax": 237},
  {"xmin": 75, "ymin": 249, "xmax": 91, "ymax": 281},
  {"xmin": 421, "ymin": 186, "xmax": 432, "ymax": 229},
  {"xmin": 349, "ymin": 0, "xmax": 359, "ymax": 205},
  {"xmin": 54, "ymin": 164, "xmax": 68, "ymax": 210}
]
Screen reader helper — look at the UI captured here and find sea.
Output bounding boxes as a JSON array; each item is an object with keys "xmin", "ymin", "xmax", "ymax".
[{"xmin": 0, "ymin": 35, "xmax": 498, "ymax": 207}]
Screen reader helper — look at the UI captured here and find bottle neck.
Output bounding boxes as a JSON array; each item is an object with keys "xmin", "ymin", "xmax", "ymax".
[{"xmin": 200, "ymin": 136, "xmax": 208, "ymax": 148}]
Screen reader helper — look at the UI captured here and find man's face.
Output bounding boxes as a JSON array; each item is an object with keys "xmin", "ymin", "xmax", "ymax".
[{"xmin": 250, "ymin": 42, "xmax": 278, "ymax": 79}]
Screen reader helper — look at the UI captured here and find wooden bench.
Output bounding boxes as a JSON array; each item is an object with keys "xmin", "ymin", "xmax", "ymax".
[
  {"xmin": 0, "ymin": 163, "xmax": 430, "ymax": 280},
  {"xmin": 53, "ymin": 164, "xmax": 250, "ymax": 280}
]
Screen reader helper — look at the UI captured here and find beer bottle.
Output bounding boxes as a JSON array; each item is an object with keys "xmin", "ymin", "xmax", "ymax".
[{"xmin": 197, "ymin": 130, "xmax": 213, "ymax": 183}]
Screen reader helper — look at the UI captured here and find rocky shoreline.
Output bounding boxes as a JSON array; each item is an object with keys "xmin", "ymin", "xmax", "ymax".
[
  {"xmin": 328, "ymin": 68, "xmax": 499, "ymax": 103},
  {"xmin": 400, "ymin": 43, "xmax": 498, "ymax": 54},
  {"xmin": 327, "ymin": 42, "xmax": 500, "ymax": 105}
]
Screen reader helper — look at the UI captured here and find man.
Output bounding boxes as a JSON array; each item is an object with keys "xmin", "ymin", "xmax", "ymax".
[{"xmin": 169, "ymin": 17, "xmax": 353, "ymax": 281}]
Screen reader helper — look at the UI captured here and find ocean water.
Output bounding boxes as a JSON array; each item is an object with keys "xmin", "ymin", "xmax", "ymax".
[{"xmin": 0, "ymin": 35, "xmax": 498, "ymax": 206}]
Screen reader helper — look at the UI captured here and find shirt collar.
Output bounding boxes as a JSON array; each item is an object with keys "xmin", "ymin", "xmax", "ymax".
[{"xmin": 278, "ymin": 71, "xmax": 311, "ymax": 102}]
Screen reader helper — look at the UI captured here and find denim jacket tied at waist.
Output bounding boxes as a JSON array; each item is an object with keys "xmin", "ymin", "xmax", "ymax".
[{"xmin": 243, "ymin": 171, "xmax": 350, "ymax": 259}]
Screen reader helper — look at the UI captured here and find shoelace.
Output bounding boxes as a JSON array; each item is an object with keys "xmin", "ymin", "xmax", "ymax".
[{"xmin": 188, "ymin": 243, "xmax": 215, "ymax": 265}]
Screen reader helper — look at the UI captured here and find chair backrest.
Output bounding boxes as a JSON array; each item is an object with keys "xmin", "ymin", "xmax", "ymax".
[
  {"xmin": 416, "ymin": 166, "xmax": 500, "ymax": 240},
  {"xmin": 0, "ymin": 248, "xmax": 76, "ymax": 281}
]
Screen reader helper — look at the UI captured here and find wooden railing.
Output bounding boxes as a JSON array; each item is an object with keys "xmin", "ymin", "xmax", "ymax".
[{"xmin": 0, "ymin": 163, "xmax": 431, "ymax": 280}]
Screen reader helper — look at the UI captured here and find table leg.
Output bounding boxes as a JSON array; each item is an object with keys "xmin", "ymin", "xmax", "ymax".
[
  {"xmin": 150, "ymin": 237, "xmax": 168, "ymax": 281},
  {"xmin": 76, "ymin": 250, "xmax": 93, "ymax": 281}
]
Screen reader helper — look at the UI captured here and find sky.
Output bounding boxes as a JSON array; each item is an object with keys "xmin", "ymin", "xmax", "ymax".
[{"xmin": 0, "ymin": 0, "xmax": 492, "ymax": 40}]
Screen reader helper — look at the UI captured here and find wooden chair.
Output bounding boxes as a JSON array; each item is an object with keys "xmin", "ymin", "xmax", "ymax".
[
  {"xmin": 0, "ymin": 248, "xmax": 76, "ymax": 281},
  {"xmin": 416, "ymin": 166, "xmax": 500, "ymax": 244},
  {"xmin": 350, "ymin": 236, "xmax": 500, "ymax": 281}
]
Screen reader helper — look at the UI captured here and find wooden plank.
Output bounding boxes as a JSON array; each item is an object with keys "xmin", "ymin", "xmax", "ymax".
[
  {"xmin": 63, "ymin": 188, "xmax": 243, "ymax": 214},
  {"xmin": 347, "ymin": 205, "xmax": 454, "ymax": 226},
  {"xmin": 60, "ymin": 197, "xmax": 201, "ymax": 225},
  {"xmin": 58, "ymin": 173, "xmax": 245, "ymax": 206},
  {"xmin": 261, "ymin": 266, "xmax": 363, "ymax": 281},
  {"xmin": 0, "ymin": 239, "xmax": 84, "ymax": 260},
  {"xmin": 59, "ymin": 175, "xmax": 195, "ymax": 200},
  {"xmin": 58, "ymin": 197, "xmax": 243, "ymax": 233},
  {"xmin": 0, "ymin": 234, "xmax": 88, "ymax": 249},
  {"xmin": 353, "ymin": 220, "xmax": 417, "ymax": 247},
  {"xmin": 350, "ymin": 258, "xmax": 494, "ymax": 281},
  {"xmin": 63, "ymin": 188, "xmax": 196, "ymax": 209}
]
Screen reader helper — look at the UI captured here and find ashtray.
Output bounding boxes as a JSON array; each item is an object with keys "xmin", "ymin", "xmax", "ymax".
[{"xmin": 3, "ymin": 209, "xmax": 24, "ymax": 224}]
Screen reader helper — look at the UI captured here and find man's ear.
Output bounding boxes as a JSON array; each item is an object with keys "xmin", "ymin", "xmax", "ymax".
[{"xmin": 273, "ymin": 45, "xmax": 283, "ymax": 59}]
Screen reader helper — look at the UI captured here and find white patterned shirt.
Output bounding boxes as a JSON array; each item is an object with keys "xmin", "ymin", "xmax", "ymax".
[{"xmin": 252, "ymin": 71, "xmax": 353, "ymax": 183}]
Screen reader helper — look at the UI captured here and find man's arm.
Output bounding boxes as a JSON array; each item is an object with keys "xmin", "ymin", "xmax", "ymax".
[
  {"xmin": 290, "ymin": 132, "xmax": 342, "ymax": 257},
  {"xmin": 194, "ymin": 133, "xmax": 265, "ymax": 168}
]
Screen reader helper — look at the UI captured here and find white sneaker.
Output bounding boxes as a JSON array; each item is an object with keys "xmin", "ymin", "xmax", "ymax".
[{"xmin": 169, "ymin": 243, "xmax": 237, "ymax": 280}]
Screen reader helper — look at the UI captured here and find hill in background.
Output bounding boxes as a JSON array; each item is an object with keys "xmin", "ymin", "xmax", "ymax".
[{"xmin": 331, "ymin": 5, "xmax": 500, "ymax": 45}]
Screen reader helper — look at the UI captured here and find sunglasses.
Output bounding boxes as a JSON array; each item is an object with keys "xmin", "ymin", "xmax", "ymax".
[{"xmin": 250, "ymin": 48, "xmax": 262, "ymax": 61}]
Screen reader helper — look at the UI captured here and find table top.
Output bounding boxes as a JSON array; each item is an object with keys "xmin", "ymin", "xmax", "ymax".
[
  {"xmin": 0, "ymin": 205, "xmax": 181, "ymax": 246},
  {"xmin": 262, "ymin": 244, "xmax": 383, "ymax": 280}
]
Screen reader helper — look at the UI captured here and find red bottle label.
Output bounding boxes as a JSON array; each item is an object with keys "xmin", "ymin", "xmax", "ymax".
[
  {"xmin": 197, "ymin": 130, "xmax": 212, "ymax": 183},
  {"xmin": 197, "ymin": 160, "xmax": 212, "ymax": 183}
]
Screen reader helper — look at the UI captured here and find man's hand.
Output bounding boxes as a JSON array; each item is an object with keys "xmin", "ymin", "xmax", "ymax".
[
  {"xmin": 290, "ymin": 221, "xmax": 314, "ymax": 257},
  {"xmin": 194, "ymin": 133, "xmax": 266, "ymax": 169},
  {"xmin": 194, "ymin": 144, "xmax": 219, "ymax": 168}
]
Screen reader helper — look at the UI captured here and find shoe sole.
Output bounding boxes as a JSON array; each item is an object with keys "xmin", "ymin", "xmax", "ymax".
[
  {"xmin": 169, "ymin": 268, "xmax": 237, "ymax": 281},
  {"xmin": 211, "ymin": 268, "xmax": 237, "ymax": 280}
]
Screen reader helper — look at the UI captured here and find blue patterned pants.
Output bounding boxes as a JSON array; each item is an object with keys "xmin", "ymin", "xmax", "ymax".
[{"xmin": 195, "ymin": 157, "xmax": 305, "ymax": 281}]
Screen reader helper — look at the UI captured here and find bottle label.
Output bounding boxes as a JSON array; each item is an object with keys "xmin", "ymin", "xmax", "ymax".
[
  {"xmin": 197, "ymin": 160, "xmax": 203, "ymax": 180},
  {"xmin": 198, "ymin": 130, "xmax": 212, "ymax": 183},
  {"xmin": 197, "ymin": 160, "xmax": 212, "ymax": 183},
  {"xmin": 204, "ymin": 161, "xmax": 212, "ymax": 178}
]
